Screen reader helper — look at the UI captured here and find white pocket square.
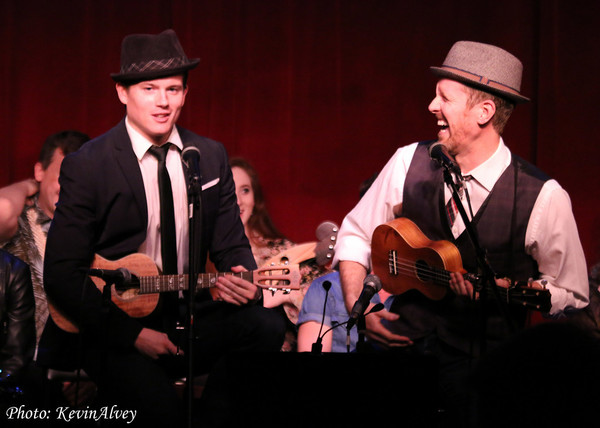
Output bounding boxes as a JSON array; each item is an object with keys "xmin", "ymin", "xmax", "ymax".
[{"xmin": 201, "ymin": 178, "xmax": 220, "ymax": 191}]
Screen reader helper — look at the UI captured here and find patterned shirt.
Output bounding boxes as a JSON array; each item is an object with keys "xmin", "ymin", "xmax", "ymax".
[{"xmin": 1, "ymin": 194, "xmax": 51, "ymax": 354}]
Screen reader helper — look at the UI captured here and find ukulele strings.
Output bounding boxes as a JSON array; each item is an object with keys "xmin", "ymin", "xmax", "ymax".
[
  {"xmin": 386, "ymin": 254, "xmax": 511, "ymax": 300},
  {"xmin": 386, "ymin": 254, "xmax": 450, "ymax": 284}
]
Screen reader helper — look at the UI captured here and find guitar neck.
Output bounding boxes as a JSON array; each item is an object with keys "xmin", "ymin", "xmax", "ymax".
[
  {"xmin": 137, "ymin": 271, "xmax": 253, "ymax": 294},
  {"xmin": 412, "ymin": 259, "xmax": 479, "ymax": 288},
  {"xmin": 424, "ymin": 263, "xmax": 508, "ymax": 296}
]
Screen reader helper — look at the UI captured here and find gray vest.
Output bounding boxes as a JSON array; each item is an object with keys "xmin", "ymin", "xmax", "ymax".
[{"xmin": 388, "ymin": 141, "xmax": 549, "ymax": 355}]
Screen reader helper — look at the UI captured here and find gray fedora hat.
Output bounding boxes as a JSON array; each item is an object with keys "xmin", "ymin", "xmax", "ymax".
[
  {"xmin": 111, "ymin": 29, "xmax": 200, "ymax": 83},
  {"xmin": 430, "ymin": 41, "xmax": 529, "ymax": 103}
]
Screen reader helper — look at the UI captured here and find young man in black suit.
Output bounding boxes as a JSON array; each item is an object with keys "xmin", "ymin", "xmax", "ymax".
[{"xmin": 39, "ymin": 29, "xmax": 286, "ymax": 426}]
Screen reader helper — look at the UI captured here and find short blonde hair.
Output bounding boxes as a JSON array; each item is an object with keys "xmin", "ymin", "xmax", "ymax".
[{"xmin": 465, "ymin": 87, "xmax": 515, "ymax": 134}]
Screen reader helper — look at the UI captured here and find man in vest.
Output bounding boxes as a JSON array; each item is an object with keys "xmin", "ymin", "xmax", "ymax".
[{"xmin": 333, "ymin": 41, "xmax": 588, "ymax": 427}]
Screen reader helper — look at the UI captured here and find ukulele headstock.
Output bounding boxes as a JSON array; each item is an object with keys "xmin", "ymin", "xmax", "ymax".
[
  {"xmin": 315, "ymin": 221, "xmax": 339, "ymax": 267},
  {"xmin": 508, "ymin": 283, "xmax": 552, "ymax": 312},
  {"xmin": 254, "ymin": 263, "xmax": 301, "ymax": 294}
]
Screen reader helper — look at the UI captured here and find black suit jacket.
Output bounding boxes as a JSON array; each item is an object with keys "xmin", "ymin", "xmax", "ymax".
[{"xmin": 39, "ymin": 119, "xmax": 254, "ymax": 367}]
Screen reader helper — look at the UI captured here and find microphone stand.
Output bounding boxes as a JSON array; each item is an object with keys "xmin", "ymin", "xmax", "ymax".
[
  {"xmin": 442, "ymin": 168, "xmax": 514, "ymax": 356},
  {"xmin": 311, "ymin": 281, "xmax": 332, "ymax": 354},
  {"xmin": 310, "ymin": 304, "xmax": 384, "ymax": 353},
  {"xmin": 355, "ymin": 314, "xmax": 368, "ymax": 353},
  {"xmin": 353, "ymin": 303, "xmax": 385, "ymax": 352},
  {"xmin": 185, "ymin": 171, "xmax": 202, "ymax": 428}
]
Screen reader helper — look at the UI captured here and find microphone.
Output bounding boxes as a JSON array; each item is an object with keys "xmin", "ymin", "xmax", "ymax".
[
  {"xmin": 347, "ymin": 274, "xmax": 382, "ymax": 331},
  {"xmin": 311, "ymin": 280, "xmax": 332, "ymax": 354},
  {"xmin": 428, "ymin": 142, "xmax": 462, "ymax": 177},
  {"xmin": 308, "ymin": 303, "xmax": 385, "ymax": 353},
  {"xmin": 345, "ymin": 303, "xmax": 384, "ymax": 352},
  {"xmin": 88, "ymin": 267, "xmax": 134, "ymax": 288},
  {"xmin": 182, "ymin": 146, "xmax": 202, "ymax": 183}
]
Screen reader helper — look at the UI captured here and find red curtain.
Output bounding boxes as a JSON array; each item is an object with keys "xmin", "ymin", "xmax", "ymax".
[{"xmin": 1, "ymin": 0, "xmax": 599, "ymax": 267}]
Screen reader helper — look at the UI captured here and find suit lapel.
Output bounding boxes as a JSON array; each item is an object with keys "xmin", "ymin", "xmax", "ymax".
[{"xmin": 112, "ymin": 120, "xmax": 148, "ymax": 225}]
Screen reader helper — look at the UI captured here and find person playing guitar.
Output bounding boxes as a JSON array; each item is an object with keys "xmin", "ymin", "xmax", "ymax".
[
  {"xmin": 333, "ymin": 41, "xmax": 588, "ymax": 428},
  {"xmin": 39, "ymin": 30, "xmax": 288, "ymax": 427}
]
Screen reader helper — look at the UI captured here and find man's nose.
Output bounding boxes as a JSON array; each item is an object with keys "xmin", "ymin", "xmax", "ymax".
[
  {"xmin": 428, "ymin": 96, "xmax": 439, "ymax": 113},
  {"xmin": 156, "ymin": 90, "xmax": 168, "ymax": 106}
]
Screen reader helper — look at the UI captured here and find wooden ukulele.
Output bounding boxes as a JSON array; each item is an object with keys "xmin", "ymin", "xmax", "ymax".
[
  {"xmin": 48, "ymin": 252, "xmax": 301, "ymax": 333},
  {"xmin": 371, "ymin": 217, "xmax": 551, "ymax": 312},
  {"xmin": 258, "ymin": 221, "xmax": 339, "ymax": 322}
]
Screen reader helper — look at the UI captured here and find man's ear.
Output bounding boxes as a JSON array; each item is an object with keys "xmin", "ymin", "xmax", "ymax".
[
  {"xmin": 116, "ymin": 83, "xmax": 128, "ymax": 105},
  {"xmin": 34, "ymin": 162, "xmax": 44, "ymax": 182},
  {"xmin": 477, "ymin": 99, "xmax": 496, "ymax": 126}
]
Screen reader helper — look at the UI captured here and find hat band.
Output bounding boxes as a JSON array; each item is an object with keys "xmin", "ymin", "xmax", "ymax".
[
  {"xmin": 440, "ymin": 65, "xmax": 522, "ymax": 97},
  {"xmin": 121, "ymin": 56, "xmax": 189, "ymax": 74}
]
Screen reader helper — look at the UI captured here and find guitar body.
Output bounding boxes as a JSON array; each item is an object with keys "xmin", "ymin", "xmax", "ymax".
[
  {"xmin": 47, "ymin": 253, "xmax": 160, "ymax": 333},
  {"xmin": 91, "ymin": 253, "xmax": 160, "ymax": 318},
  {"xmin": 262, "ymin": 242, "xmax": 317, "ymax": 268},
  {"xmin": 371, "ymin": 217, "xmax": 465, "ymax": 300}
]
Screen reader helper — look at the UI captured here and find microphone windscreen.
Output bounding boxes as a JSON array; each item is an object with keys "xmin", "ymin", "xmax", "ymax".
[
  {"xmin": 182, "ymin": 146, "xmax": 201, "ymax": 166},
  {"xmin": 428, "ymin": 141, "xmax": 444, "ymax": 158},
  {"xmin": 363, "ymin": 274, "xmax": 382, "ymax": 292}
]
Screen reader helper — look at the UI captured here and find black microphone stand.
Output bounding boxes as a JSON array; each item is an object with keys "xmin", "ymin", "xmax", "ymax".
[
  {"xmin": 185, "ymin": 168, "xmax": 202, "ymax": 428},
  {"xmin": 442, "ymin": 168, "xmax": 514, "ymax": 356},
  {"xmin": 355, "ymin": 314, "xmax": 368, "ymax": 353},
  {"xmin": 311, "ymin": 304, "xmax": 385, "ymax": 354},
  {"xmin": 353, "ymin": 304, "xmax": 385, "ymax": 352},
  {"xmin": 311, "ymin": 281, "xmax": 332, "ymax": 354}
]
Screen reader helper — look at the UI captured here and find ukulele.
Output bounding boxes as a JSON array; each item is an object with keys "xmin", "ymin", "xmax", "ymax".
[
  {"xmin": 259, "ymin": 221, "xmax": 340, "ymax": 321},
  {"xmin": 48, "ymin": 252, "xmax": 301, "ymax": 333},
  {"xmin": 371, "ymin": 217, "xmax": 551, "ymax": 312}
]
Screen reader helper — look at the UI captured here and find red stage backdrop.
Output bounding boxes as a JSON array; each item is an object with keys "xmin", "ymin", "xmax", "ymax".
[{"xmin": 1, "ymin": 0, "xmax": 599, "ymax": 269}]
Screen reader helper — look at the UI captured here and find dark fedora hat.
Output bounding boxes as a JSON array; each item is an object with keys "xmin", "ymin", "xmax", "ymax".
[
  {"xmin": 111, "ymin": 29, "xmax": 200, "ymax": 83},
  {"xmin": 430, "ymin": 41, "xmax": 529, "ymax": 103}
]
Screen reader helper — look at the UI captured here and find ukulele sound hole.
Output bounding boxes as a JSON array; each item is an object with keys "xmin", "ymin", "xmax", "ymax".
[{"xmin": 415, "ymin": 259, "xmax": 430, "ymax": 283}]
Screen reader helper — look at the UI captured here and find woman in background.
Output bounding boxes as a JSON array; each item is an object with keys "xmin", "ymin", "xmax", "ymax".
[{"xmin": 230, "ymin": 157, "xmax": 325, "ymax": 351}]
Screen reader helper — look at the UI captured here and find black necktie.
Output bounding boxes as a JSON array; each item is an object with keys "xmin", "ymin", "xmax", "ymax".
[{"xmin": 148, "ymin": 143, "xmax": 178, "ymax": 274}]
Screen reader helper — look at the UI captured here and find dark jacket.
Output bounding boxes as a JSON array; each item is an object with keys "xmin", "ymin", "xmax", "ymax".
[
  {"xmin": 0, "ymin": 249, "xmax": 35, "ymax": 380},
  {"xmin": 38, "ymin": 120, "xmax": 255, "ymax": 368}
]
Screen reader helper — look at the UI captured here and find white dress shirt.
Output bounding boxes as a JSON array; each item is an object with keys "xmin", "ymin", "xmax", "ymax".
[
  {"xmin": 333, "ymin": 139, "xmax": 589, "ymax": 315},
  {"xmin": 126, "ymin": 118, "xmax": 189, "ymax": 274}
]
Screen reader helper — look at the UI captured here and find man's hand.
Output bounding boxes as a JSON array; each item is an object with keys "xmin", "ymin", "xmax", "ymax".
[
  {"xmin": 340, "ymin": 260, "xmax": 413, "ymax": 348},
  {"xmin": 0, "ymin": 178, "xmax": 40, "ymax": 241},
  {"xmin": 363, "ymin": 307, "xmax": 413, "ymax": 348},
  {"xmin": 134, "ymin": 328, "xmax": 180, "ymax": 359},
  {"xmin": 214, "ymin": 265, "xmax": 260, "ymax": 305},
  {"xmin": 448, "ymin": 273, "xmax": 546, "ymax": 299},
  {"xmin": 448, "ymin": 272, "xmax": 476, "ymax": 298}
]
